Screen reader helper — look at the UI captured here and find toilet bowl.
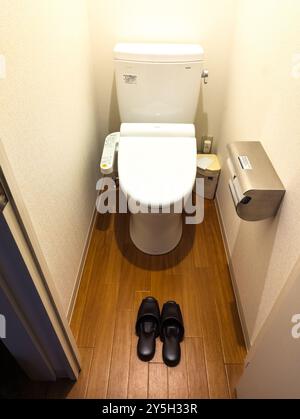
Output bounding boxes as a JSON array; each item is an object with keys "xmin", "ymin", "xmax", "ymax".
[{"xmin": 118, "ymin": 123, "xmax": 197, "ymax": 255}]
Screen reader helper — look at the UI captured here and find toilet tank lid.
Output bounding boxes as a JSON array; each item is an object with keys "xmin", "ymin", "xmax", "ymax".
[{"xmin": 114, "ymin": 43, "xmax": 204, "ymax": 63}]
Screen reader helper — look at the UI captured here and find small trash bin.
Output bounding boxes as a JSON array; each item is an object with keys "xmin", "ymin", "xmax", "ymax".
[{"xmin": 195, "ymin": 154, "xmax": 221, "ymax": 200}]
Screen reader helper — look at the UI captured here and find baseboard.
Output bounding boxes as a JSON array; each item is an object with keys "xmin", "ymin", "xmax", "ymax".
[
  {"xmin": 67, "ymin": 208, "xmax": 97, "ymax": 321},
  {"xmin": 214, "ymin": 196, "xmax": 251, "ymax": 350}
]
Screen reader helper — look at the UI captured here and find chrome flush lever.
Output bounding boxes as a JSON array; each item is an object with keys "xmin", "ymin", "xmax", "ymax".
[{"xmin": 201, "ymin": 70, "xmax": 209, "ymax": 84}]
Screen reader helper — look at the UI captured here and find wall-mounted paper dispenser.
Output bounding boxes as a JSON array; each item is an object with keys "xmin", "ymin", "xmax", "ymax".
[{"xmin": 227, "ymin": 141, "xmax": 285, "ymax": 222}]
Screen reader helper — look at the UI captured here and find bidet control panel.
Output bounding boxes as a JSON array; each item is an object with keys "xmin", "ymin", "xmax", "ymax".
[{"xmin": 100, "ymin": 133, "xmax": 120, "ymax": 175}]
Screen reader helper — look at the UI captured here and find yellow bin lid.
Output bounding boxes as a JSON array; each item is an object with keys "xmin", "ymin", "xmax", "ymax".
[{"xmin": 197, "ymin": 154, "xmax": 221, "ymax": 172}]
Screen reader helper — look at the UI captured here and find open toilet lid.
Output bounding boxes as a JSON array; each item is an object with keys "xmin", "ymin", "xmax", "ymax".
[{"xmin": 118, "ymin": 136, "xmax": 197, "ymax": 208}]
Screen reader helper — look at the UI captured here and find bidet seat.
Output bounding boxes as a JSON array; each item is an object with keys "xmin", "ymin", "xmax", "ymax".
[{"xmin": 118, "ymin": 134, "xmax": 197, "ymax": 209}]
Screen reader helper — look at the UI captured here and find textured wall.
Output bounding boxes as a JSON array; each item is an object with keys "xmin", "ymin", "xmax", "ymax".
[
  {"xmin": 0, "ymin": 0, "xmax": 100, "ymax": 314},
  {"xmin": 216, "ymin": 0, "xmax": 300, "ymax": 344}
]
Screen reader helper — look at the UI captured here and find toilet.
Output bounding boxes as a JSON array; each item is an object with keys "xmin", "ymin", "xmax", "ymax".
[{"xmin": 114, "ymin": 43, "xmax": 204, "ymax": 255}]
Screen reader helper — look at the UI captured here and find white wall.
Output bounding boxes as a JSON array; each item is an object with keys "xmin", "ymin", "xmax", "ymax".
[
  {"xmin": 237, "ymin": 255, "xmax": 300, "ymax": 398},
  {"xmin": 0, "ymin": 0, "xmax": 100, "ymax": 314},
  {"xmin": 87, "ymin": 0, "xmax": 238, "ymax": 150},
  {"xmin": 217, "ymin": 0, "xmax": 300, "ymax": 344}
]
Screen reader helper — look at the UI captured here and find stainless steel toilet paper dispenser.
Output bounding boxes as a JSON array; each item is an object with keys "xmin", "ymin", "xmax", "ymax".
[{"xmin": 227, "ymin": 141, "xmax": 285, "ymax": 222}]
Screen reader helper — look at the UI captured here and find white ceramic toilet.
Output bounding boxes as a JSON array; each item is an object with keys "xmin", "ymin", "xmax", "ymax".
[{"xmin": 114, "ymin": 43, "xmax": 204, "ymax": 255}]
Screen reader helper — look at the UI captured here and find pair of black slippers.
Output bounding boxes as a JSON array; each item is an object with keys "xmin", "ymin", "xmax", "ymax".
[{"xmin": 135, "ymin": 297, "xmax": 184, "ymax": 367}]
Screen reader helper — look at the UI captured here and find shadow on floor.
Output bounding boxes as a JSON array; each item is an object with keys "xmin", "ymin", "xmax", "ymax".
[{"xmin": 96, "ymin": 211, "xmax": 196, "ymax": 271}]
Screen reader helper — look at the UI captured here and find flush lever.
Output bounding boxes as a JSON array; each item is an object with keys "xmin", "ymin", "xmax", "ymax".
[{"xmin": 201, "ymin": 70, "xmax": 209, "ymax": 84}]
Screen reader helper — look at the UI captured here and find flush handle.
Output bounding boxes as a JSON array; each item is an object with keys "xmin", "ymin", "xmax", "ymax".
[{"xmin": 201, "ymin": 70, "xmax": 209, "ymax": 84}]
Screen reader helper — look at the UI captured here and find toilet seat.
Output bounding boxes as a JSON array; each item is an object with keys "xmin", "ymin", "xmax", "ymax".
[{"xmin": 118, "ymin": 135, "xmax": 197, "ymax": 209}]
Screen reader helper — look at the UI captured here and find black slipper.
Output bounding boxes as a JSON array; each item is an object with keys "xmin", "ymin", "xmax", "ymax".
[
  {"xmin": 160, "ymin": 301, "xmax": 184, "ymax": 367},
  {"xmin": 136, "ymin": 297, "xmax": 160, "ymax": 362}
]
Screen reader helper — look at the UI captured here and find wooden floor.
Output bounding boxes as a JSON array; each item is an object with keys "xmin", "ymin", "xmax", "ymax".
[{"xmin": 49, "ymin": 199, "xmax": 246, "ymax": 399}]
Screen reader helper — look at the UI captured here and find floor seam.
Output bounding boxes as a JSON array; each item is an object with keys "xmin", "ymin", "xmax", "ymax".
[
  {"xmin": 104, "ymin": 285, "xmax": 120, "ymax": 399},
  {"xmin": 83, "ymin": 348, "xmax": 94, "ymax": 400}
]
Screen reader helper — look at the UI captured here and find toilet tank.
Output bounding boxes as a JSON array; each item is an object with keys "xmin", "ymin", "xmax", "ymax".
[{"xmin": 114, "ymin": 43, "xmax": 204, "ymax": 123}]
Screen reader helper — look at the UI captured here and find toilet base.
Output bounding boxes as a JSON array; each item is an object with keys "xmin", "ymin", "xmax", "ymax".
[{"xmin": 130, "ymin": 212, "xmax": 183, "ymax": 255}]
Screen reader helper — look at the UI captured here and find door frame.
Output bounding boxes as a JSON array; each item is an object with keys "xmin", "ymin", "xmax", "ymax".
[{"xmin": 0, "ymin": 140, "xmax": 81, "ymax": 381}]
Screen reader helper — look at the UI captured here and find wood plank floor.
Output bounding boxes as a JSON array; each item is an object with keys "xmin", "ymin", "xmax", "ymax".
[{"xmin": 50, "ymin": 199, "xmax": 246, "ymax": 399}]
